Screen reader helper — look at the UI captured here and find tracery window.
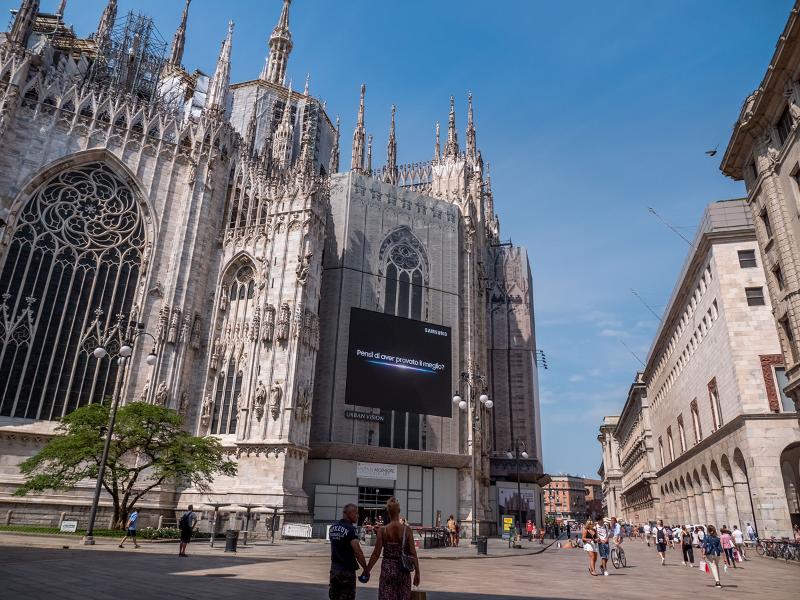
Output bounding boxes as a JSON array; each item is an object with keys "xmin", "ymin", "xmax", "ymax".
[
  {"xmin": 208, "ymin": 261, "xmax": 257, "ymax": 435},
  {"xmin": 377, "ymin": 227, "xmax": 428, "ymax": 450},
  {"xmin": 0, "ymin": 163, "xmax": 144, "ymax": 419}
]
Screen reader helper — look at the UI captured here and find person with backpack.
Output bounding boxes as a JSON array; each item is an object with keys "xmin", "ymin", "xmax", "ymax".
[
  {"xmin": 654, "ymin": 519, "xmax": 668, "ymax": 566},
  {"xmin": 178, "ymin": 505, "xmax": 197, "ymax": 557},
  {"xmin": 680, "ymin": 525, "xmax": 694, "ymax": 567}
]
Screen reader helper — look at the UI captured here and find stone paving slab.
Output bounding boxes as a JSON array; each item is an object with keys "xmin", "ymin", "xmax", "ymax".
[{"xmin": 0, "ymin": 534, "xmax": 797, "ymax": 599}]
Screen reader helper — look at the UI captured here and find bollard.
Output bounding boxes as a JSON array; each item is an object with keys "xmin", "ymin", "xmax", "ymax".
[
  {"xmin": 5, "ymin": 510, "xmax": 13, "ymax": 526},
  {"xmin": 224, "ymin": 529, "xmax": 239, "ymax": 553},
  {"xmin": 476, "ymin": 536, "xmax": 488, "ymax": 555},
  {"xmin": 157, "ymin": 515, "xmax": 164, "ymax": 529},
  {"xmin": 58, "ymin": 512, "xmax": 67, "ymax": 529}
]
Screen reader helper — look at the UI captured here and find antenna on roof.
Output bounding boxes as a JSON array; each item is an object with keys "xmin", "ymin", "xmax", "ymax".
[
  {"xmin": 631, "ymin": 289, "xmax": 662, "ymax": 322},
  {"xmin": 647, "ymin": 207, "xmax": 694, "ymax": 248},
  {"xmin": 618, "ymin": 338, "xmax": 646, "ymax": 368}
]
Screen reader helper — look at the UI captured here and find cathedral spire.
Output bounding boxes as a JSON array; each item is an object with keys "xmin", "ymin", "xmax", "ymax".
[
  {"xmin": 385, "ymin": 104, "xmax": 397, "ymax": 184},
  {"xmin": 434, "ymin": 121, "xmax": 440, "ymax": 162},
  {"xmin": 9, "ymin": 0, "xmax": 39, "ymax": 47},
  {"xmin": 466, "ymin": 91, "xmax": 477, "ymax": 161},
  {"xmin": 272, "ymin": 81, "xmax": 295, "ymax": 170},
  {"xmin": 351, "ymin": 83, "xmax": 366, "ymax": 173},
  {"xmin": 444, "ymin": 95, "xmax": 459, "ymax": 159},
  {"xmin": 367, "ymin": 134, "xmax": 373, "ymax": 175},
  {"xmin": 244, "ymin": 90, "xmax": 260, "ymax": 157},
  {"xmin": 205, "ymin": 21, "xmax": 233, "ymax": 116},
  {"xmin": 304, "ymin": 72, "xmax": 310, "ymax": 95},
  {"xmin": 95, "ymin": 0, "xmax": 117, "ymax": 51},
  {"xmin": 329, "ymin": 116, "xmax": 340, "ymax": 173},
  {"xmin": 167, "ymin": 0, "xmax": 191, "ymax": 67},
  {"xmin": 57, "ymin": 0, "xmax": 66, "ymax": 17},
  {"xmin": 261, "ymin": 0, "xmax": 293, "ymax": 84}
]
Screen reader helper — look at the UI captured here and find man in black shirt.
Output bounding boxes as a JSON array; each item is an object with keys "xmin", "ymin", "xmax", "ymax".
[{"xmin": 329, "ymin": 503, "xmax": 368, "ymax": 600}]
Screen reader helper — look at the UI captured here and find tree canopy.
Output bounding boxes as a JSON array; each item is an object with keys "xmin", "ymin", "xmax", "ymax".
[{"xmin": 15, "ymin": 401, "xmax": 237, "ymax": 528}]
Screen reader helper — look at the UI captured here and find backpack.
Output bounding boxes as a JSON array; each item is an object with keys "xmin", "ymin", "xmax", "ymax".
[
  {"xmin": 179, "ymin": 512, "xmax": 191, "ymax": 530},
  {"xmin": 656, "ymin": 527, "xmax": 666, "ymax": 542}
]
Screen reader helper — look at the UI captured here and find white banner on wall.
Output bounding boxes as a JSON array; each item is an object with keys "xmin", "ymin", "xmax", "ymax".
[{"xmin": 356, "ymin": 462, "xmax": 397, "ymax": 480}]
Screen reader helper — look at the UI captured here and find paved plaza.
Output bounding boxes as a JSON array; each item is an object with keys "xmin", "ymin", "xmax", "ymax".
[{"xmin": 0, "ymin": 534, "xmax": 798, "ymax": 599}]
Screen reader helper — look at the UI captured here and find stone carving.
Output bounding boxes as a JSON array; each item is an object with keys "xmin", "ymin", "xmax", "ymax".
[
  {"xmin": 262, "ymin": 304, "xmax": 276, "ymax": 342},
  {"xmin": 270, "ymin": 383, "xmax": 282, "ymax": 421},
  {"xmin": 295, "ymin": 385, "xmax": 311, "ymax": 422},
  {"xmin": 180, "ymin": 312, "xmax": 192, "ymax": 343},
  {"xmin": 156, "ymin": 304, "xmax": 170, "ymax": 340},
  {"xmin": 138, "ymin": 379, "xmax": 150, "ymax": 403},
  {"xmin": 277, "ymin": 303, "xmax": 291, "ymax": 340},
  {"xmin": 154, "ymin": 381, "xmax": 168, "ymax": 406},
  {"xmin": 296, "ymin": 252, "xmax": 312, "ymax": 284},
  {"xmin": 219, "ymin": 288, "xmax": 228, "ymax": 312},
  {"xmin": 200, "ymin": 394, "xmax": 213, "ymax": 429},
  {"xmin": 254, "ymin": 380, "xmax": 267, "ymax": 421},
  {"xmin": 210, "ymin": 339, "xmax": 220, "ymax": 371},
  {"xmin": 179, "ymin": 389, "xmax": 188, "ymax": 415},
  {"xmin": 191, "ymin": 314, "xmax": 201, "ymax": 350},
  {"xmin": 167, "ymin": 310, "xmax": 179, "ymax": 344},
  {"xmin": 250, "ymin": 306, "xmax": 260, "ymax": 341}
]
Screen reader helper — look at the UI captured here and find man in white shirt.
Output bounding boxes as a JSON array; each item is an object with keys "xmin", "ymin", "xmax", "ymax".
[
  {"xmin": 597, "ymin": 518, "xmax": 611, "ymax": 576},
  {"xmin": 643, "ymin": 523, "xmax": 652, "ymax": 547},
  {"xmin": 732, "ymin": 525, "xmax": 747, "ymax": 560},
  {"xmin": 746, "ymin": 522, "xmax": 756, "ymax": 542}
]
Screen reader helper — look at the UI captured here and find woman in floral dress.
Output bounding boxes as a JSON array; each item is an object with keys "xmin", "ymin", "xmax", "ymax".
[{"xmin": 365, "ymin": 497, "xmax": 421, "ymax": 600}]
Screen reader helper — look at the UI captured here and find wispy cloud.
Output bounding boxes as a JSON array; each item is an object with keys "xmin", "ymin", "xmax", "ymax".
[
  {"xmin": 568, "ymin": 374, "xmax": 585, "ymax": 382},
  {"xmin": 599, "ymin": 328, "xmax": 629, "ymax": 338}
]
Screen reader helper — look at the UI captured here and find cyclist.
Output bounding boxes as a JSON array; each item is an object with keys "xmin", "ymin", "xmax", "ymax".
[{"xmin": 611, "ymin": 516, "xmax": 623, "ymax": 548}]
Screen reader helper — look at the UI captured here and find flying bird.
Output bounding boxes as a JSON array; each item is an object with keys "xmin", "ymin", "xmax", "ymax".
[{"xmin": 705, "ymin": 144, "xmax": 719, "ymax": 157}]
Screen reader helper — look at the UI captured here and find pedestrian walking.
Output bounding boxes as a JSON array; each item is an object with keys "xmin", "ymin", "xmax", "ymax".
[
  {"xmin": 118, "ymin": 509, "xmax": 140, "ymax": 549},
  {"xmin": 654, "ymin": 519, "xmax": 668, "ymax": 566},
  {"xmin": 329, "ymin": 503, "xmax": 369, "ymax": 600},
  {"xmin": 582, "ymin": 519, "xmax": 599, "ymax": 576},
  {"xmin": 365, "ymin": 497, "xmax": 420, "ymax": 599},
  {"xmin": 644, "ymin": 522, "xmax": 652, "ymax": 546},
  {"xmin": 746, "ymin": 522, "xmax": 756, "ymax": 543},
  {"xmin": 178, "ymin": 505, "xmax": 197, "ymax": 557},
  {"xmin": 526, "ymin": 520, "xmax": 534, "ymax": 541},
  {"xmin": 732, "ymin": 525, "xmax": 747, "ymax": 561},
  {"xmin": 720, "ymin": 527, "xmax": 736, "ymax": 570},
  {"xmin": 596, "ymin": 518, "xmax": 611, "ymax": 576},
  {"xmin": 680, "ymin": 525, "xmax": 694, "ymax": 567},
  {"xmin": 692, "ymin": 526, "xmax": 700, "ymax": 548},
  {"xmin": 702, "ymin": 524, "xmax": 724, "ymax": 588}
]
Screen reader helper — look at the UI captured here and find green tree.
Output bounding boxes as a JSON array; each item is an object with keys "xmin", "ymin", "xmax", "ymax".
[{"xmin": 14, "ymin": 401, "xmax": 237, "ymax": 529}]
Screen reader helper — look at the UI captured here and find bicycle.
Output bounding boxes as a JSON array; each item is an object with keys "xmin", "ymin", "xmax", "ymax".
[{"xmin": 610, "ymin": 544, "xmax": 627, "ymax": 568}]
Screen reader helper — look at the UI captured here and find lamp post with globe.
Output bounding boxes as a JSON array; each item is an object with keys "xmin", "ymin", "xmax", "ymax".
[
  {"xmin": 79, "ymin": 312, "xmax": 157, "ymax": 545},
  {"xmin": 452, "ymin": 363, "xmax": 492, "ymax": 546},
  {"xmin": 506, "ymin": 441, "xmax": 529, "ymax": 537}
]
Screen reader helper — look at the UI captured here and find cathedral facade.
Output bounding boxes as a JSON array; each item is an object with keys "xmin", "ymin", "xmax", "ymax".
[{"xmin": 0, "ymin": 1, "xmax": 544, "ymax": 533}]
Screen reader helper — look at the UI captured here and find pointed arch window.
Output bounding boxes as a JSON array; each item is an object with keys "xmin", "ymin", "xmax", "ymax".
[
  {"xmin": 207, "ymin": 260, "xmax": 257, "ymax": 435},
  {"xmin": 0, "ymin": 162, "xmax": 144, "ymax": 420},
  {"xmin": 377, "ymin": 227, "xmax": 429, "ymax": 450}
]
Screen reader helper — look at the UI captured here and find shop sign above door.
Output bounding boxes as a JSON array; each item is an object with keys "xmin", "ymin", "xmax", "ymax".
[{"xmin": 356, "ymin": 462, "xmax": 397, "ymax": 480}]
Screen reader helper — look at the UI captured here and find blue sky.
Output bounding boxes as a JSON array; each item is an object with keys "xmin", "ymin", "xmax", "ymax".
[{"xmin": 10, "ymin": 0, "xmax": 794, "ymax": 476}]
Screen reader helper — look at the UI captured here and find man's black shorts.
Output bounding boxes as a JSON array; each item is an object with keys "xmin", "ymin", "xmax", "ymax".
[
  {"xmin": 180, "ymin": 528, "xmax": 193, "ymax": 543},
  {"xmin": 329, "ymin": 569, "xmax": 356, "ymax": 600},
  {"xmin": 127, "ymin": 528, "xmax": 137, "ymax": 537}
]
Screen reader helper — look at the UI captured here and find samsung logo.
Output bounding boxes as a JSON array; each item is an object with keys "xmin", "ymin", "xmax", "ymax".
[{"xmin": 424, "ymin": 328, "xmax": 448, "ymax": 337}]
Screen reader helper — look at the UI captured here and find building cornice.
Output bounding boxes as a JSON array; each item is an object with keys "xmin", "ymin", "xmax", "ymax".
[{"xmin": 309, "ymin": 442, "xmax": 471, "ymax": 469}]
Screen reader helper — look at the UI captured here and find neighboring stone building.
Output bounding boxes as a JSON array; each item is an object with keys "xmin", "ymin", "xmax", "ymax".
[
  {"xmin": 583, "ymin": 478, "xmax": 604, "ymax": 521},
  {"xmin": 0, "ymin": 1, "xmax": 544, "ymax": 534},
  {"xmin": 613, "ymin": 373, "xmax": 659, "ymax": 524},
  {"xmin": 641, "ymin": 199, "xmax": 798, "ymax": 536},
  {"xmin": 543, "ymin": 475, "xmax": 588, "ymax": 523},
  {"xmin": 597, "ymin": 415, "xmax": 622, "ymax": 519},
  {"xmin": 721, "ymin": 2, "xmax": 800, "ymax": 423}
]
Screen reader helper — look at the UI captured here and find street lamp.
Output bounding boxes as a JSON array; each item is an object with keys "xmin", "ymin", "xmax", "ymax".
[
  {"xmin": 454, "ymin": 362, "xmax": 492, "ymax": 546},
  {"xmin": 80, "ymin": 312, "xmax": 157, "ymax": 545},
  {"xmin": 506, "ymin": 441, "xmax": 529, "ymax": 536}
]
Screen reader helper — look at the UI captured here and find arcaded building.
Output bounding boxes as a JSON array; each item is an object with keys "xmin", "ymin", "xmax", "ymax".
[
  {"xmin": 0, "ymin": 1, "xmax": 545, "ymax": 534},
  {"xmin": 642, "ymin": 200, "xmax": 798, "ymax": 536}
]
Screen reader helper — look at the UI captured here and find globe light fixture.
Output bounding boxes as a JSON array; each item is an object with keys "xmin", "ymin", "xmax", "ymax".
[
  {"xmin": 119, "ymin": 344, "xmax": 133, "ymax": 357},
  {"xmin": 522, "ymin": 451, "xmax": 529, "ymax": 459},
  {"xmin": 506, "ymin": 450, "xmax": 513, "ymax": 459},
  {"xmin": 479, "ymin": 393, "xmax": 489, "ymax": 404},
  {"xmin": 117, "ymin": 356, "xmax": 126, "ymax": 366},
  {"xmin": 93, "ymin": 346, "xmax": 107, "ymax": 359},
  {"xmin": 458, "ymin": 400, "xmax": 467, "ymax": 410},
  {"xmin": 484, "ymin": 399, "xmax": 493, "ymax": 409},
  {"xmin": 146, "ymin": 352, "xmax": 157, "ymax": 366},
  {"xmin": 452, "ymin": 393, "xmax": 462, "ymax": 405}
]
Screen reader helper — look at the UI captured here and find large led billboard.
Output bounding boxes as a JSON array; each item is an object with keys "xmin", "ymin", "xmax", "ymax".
[{"xmin": 345, "ymin": 308, "xmax": 452, "ymax": 417}]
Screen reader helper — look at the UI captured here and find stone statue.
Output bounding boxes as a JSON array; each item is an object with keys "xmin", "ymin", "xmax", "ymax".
[
  {"xmin": 219, "ymin": 288, "xmax": 228, "ymax": 312},
  {"xmin": 296, "ymin": 252, "xmax": 312, "ymax": 284},
  {"xmin": 138, "ymin": 379, "xmax": 150, "ymax": 403},
  {"xmin": 154, "ymin": 381, "xmax": 168, "ymax": 406},
  {"xmin": 254, "ymin": 380, "xmax": 267, "ymax": 421},
  {"xmin": 167, "ymin": 311, "xmax": 179, "ymax": 344},
  {"xmin": 200, "ymin": 394, "xmax": 213, "ymax": 429},
  {"xmin": 270, "ymin": 383, "xmax": 282, "ymax": 421},
  {"xmin": 179, "ymin": 389, "xmax": 188, "ymax": 415}
]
